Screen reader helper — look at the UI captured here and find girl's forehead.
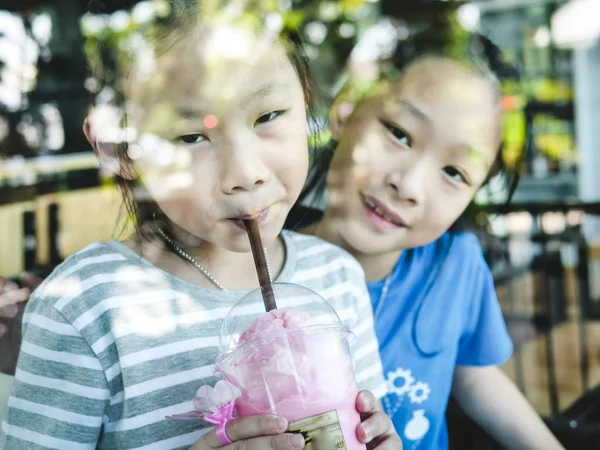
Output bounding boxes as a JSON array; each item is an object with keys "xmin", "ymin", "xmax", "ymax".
[
  {"xmin": 133, "ymin": 25, "xmax": 286, "ymax": 80},
  {"xmin": 373, "ymin": 58, "xmax": 499, "ymax": 119},
  {"xmin": 397, "ymin": 58, "xmax": 494, "ymax": 99},
  {"xmin": 125, "ymin": 27, "xmax": 296, "ymax": 111}
]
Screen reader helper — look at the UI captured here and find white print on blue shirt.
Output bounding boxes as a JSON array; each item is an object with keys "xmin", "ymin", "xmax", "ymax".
[{"xmin": 384, "ymin": 367, "xmax": 432, "ymax": 446}]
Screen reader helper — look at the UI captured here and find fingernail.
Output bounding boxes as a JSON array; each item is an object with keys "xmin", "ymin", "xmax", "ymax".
[
  {"xmin": 288, "ymin": 433, "xmax": 305, "ymax": 449},
  {"xmin": 359, "ymin": 391, "xmax": 371, "ymax": 409},
  {"xmin": 360, "ymin": 423, "xmax": 373, "ymax": 442},
  {"xmin": 275, "ymin": 416, "xmax": 287, "ymax": 432}
]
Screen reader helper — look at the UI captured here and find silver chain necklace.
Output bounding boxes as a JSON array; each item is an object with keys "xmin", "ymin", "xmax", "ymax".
[
  {"xmin": 374, "ymin": 271, "xmax": 397, "ymax": 419},
  {"xmin": 157, "ymin": 228, "xmax": 272, "ymax": 291},
  {"xmin": 373, "ymin": 272, "xmax": 393, "ymax": 320}
]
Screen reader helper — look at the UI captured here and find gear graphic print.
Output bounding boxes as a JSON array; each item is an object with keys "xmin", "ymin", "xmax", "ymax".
[
  {"xmin": 387, "ymin": 367, "xmax": 415, "ymax": 397},
  {"xmin": 408, "ymin": 381, "xmax": 431, "ymax": 404}
]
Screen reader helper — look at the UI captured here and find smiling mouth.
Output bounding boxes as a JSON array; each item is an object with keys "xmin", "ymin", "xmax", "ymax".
[{"xmin": 362, "ymin": 195, "xmax": 408, "ymax": 230}]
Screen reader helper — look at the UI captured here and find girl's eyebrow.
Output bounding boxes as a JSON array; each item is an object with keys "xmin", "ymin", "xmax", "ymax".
[
  {"xmin": 176, "ymin": 106, "xmax": 208, "ymax": 119},
  {"xmin": 454, "ymin": 146, "xmax": 491, "ymax": 172},
  {"xmin": 242, "ymin": 80, "xmax": 290, "ymax": 105},
  {"xmin": 397, "ymin": 99, "xmax": 430, "ymax": 123},
  {"xmin": 174, "ymin": 80, "xmax": 291, "ymax": 119},
  {"xmin": 393, "ymin": 98, "xmax": 492, "ymax": 172}
]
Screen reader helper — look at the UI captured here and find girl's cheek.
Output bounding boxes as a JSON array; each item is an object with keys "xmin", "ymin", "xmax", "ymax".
[{"xmin": 352, "ymin": 165, "xmax": 371, "ymax": 189}]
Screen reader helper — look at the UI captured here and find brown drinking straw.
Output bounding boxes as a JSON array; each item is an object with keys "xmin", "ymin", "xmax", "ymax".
[{"xmin": 244, "ymin": 219, "xmax": 277, "ymax": 311}]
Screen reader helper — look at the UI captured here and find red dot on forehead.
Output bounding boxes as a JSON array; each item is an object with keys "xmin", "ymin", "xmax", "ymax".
[{"xmin": 204, "ymin": 115, "xmax": 218, "ymax": 129}]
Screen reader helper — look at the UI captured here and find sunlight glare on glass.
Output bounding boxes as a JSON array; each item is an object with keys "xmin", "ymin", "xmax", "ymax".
[
  {"xmin": 457, "ymin": 4, "xmax": 480, "ymax": 32},
  {"xmin": 204, "ymin": 115, "xmax": 218, "ymax": 129}
]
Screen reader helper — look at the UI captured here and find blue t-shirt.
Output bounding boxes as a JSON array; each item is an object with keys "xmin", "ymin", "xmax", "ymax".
[{"xmin": 368, "ymin": 232, "xmax": 513, "ymax": 450}]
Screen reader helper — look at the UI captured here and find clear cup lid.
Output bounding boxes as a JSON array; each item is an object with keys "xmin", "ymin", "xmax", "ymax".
[{"xmin": 218, "ymin": 282, "xmax": 345, "ymax": 354}]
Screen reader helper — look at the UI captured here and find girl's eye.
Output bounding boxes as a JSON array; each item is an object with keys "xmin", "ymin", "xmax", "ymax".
[
  {"xmin": 381, "ymin": 121, "xmax": 412, "ymax": 146},
  {"xmin": 256, "ymin": 110, "xmax": 284, "ymax": 125},
  {"xmin": 176, "ymin": 134, "xmax": 207, "ymax": 145},
  {"xmin": 443, "ymin": 166, "xmax": 469, "ymax": 184}
]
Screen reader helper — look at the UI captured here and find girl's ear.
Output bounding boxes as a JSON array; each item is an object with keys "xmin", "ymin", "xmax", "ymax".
[
  {"xmin": 328, "ymin": 98, "xmax": 354, "ymax": 141},
  {"xmin": 82, "ymin": 116, "xmax": 95, "ymax": 149},
  {"xmin": 83, "ymin": 115, "xmax": 136, "ymax": 180}
]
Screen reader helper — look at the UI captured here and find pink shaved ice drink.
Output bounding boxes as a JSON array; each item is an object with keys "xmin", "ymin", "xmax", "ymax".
[{"xmin": 215, "ymin": 284, "xmax": 365, "ymax": 450}]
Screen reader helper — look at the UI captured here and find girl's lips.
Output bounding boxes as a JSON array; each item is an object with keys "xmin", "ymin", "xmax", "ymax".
[
  {"xmin": 228, "ymin": 208, "xmax": 269, "ymax": 230},
  {"xmin": 361, "ymin": 195, "xmax": 408, "ymax": 233}
]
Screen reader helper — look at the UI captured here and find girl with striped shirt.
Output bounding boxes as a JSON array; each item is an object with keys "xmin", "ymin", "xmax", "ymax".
[{"xmin": 0, "ymin": 2, "xmax": 399, "ymax": 449}]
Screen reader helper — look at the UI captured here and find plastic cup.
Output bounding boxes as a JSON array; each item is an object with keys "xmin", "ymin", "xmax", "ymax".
[{"xmin": 215, "ymin": 283, "xmax": 365, "ymax": 450}]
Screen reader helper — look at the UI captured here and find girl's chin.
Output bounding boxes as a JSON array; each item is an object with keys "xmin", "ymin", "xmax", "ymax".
[{"xmin": 343, "ymin": 226, "xmax": 406, "ymax": 253}]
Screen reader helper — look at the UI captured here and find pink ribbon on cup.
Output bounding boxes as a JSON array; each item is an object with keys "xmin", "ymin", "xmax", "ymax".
[
  {"xmin": 204, "ymin": 401, "xmax": 237, "ymax": 445},
  {"xmin": 201, "ymin": 400, "xmax": 236, "ymax": 426},
  {"xmin": 166, "ymin": 380, "xmax": 241, "ymax": 444}
]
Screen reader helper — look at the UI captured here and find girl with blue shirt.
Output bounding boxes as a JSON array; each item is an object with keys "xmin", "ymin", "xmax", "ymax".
[{"xmin": 297, "ymin": 18, "xmax": 564, "ymax": 450}]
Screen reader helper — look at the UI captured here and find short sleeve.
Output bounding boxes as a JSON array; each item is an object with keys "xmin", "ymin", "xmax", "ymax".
[{"xmin": 456, "ymin": 253, "xmax": 513, "ymax": 367}]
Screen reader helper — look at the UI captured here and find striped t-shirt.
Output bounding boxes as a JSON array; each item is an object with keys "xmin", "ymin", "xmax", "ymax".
[{"xmin": 1, "ymin": 231, "xmax": 386, "ymax": 450}]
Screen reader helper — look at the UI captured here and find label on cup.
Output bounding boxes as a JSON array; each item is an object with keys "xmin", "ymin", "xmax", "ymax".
[{"xmin": 288, "ymin": 410, "xmax": 346, "ymax": 449}]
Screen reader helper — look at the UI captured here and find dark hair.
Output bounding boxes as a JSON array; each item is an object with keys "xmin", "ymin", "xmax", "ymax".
[{"xmin": 86, "ymin": 0, "xmax": 320, "ymax": 243}]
